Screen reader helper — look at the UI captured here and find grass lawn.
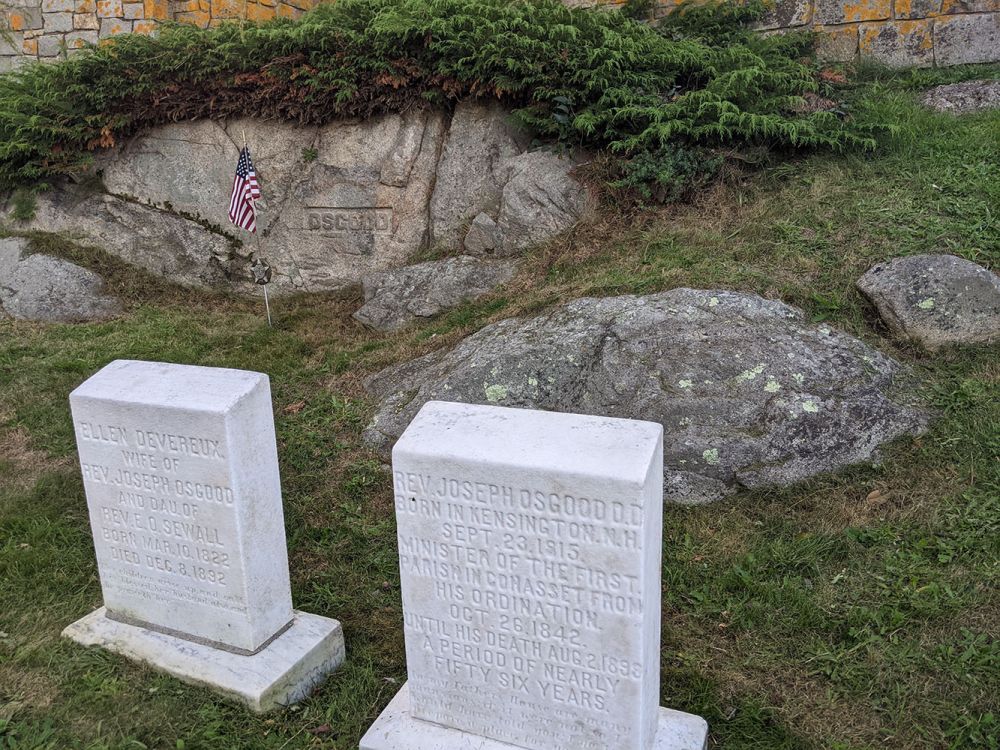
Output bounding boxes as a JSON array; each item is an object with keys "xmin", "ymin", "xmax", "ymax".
[{"xmin": 1, "ymin": 65, "xmax": 998, "ymax": 749}]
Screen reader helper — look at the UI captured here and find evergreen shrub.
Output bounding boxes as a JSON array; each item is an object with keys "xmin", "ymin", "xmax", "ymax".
[{"xmin": 0, "ymin": 0, "xmax": 874, "ymax": 197}]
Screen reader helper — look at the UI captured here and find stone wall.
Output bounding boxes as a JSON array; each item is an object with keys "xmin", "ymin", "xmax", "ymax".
[
  {"xmin": 568, "ymin": 0, "xmax": 1000, "ymax": 66},
  {"xmin": 759, "ymin": 0, "xmax": 999, "ymax": 67},
  {"xmin": 1, "ymin": 0, "xmax": 997, "ymax": 73},
  {"xmin": 0, "ymin": 0, "xmax": 310, "ymax": 70}
]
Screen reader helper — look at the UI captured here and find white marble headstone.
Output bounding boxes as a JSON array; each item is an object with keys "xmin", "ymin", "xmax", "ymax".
[
  {"xmin": 64, "ymin": 360, "xmax": 344, "ymax": 711},
  {"xmin": 361, "ymin": 401, "xmax": 708, "ymax": 750},
  {"xmin": 69, "ymin": 360, "xmax": 292, "ymax": 653}
]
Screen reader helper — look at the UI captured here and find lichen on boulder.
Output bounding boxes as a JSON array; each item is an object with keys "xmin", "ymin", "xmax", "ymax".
[
  {"xmin": 857, "ymin": 254, "xmax": 1000, "ymax": 351},
  {"xmin": 363, "ymin": 288, "xmax": 929, "ymax": 504}
]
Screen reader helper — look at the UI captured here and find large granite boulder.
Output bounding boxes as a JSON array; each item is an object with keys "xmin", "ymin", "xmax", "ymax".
[
  {"xmin": 494, "ymin": 151, "xmax": 591, "ymax": 256},
  {"xmin": 353, "ymin": 255, "xmax": 518, "ymax": 332},
  {"xmin": 0, "ymin": 237, "xmax": 22, "ymax": 277},
  {"xmin": 23, "ymin": 187, "xmax": 240, "ymax": 289},
  {"xmin": 363, "ymin": 289, "xmax": 928, "ymax": 504},
  {"xmin": 5, "ymin": 103, "xmax": 592, "ymax": 295},
  {"xmin": 428, "ymin": 103, "xmax": 527, "ymax": 250},
  {"xmin": 857, "ymin": 254, "xmax": 1000, "ymax": 352},
  {"xmin": 0, "ymin": 238, "xmax": 122, "ymax": 322},
  {"xmin": 922, "ymin": 79, "xmax": 1000, "ymax": 115}
]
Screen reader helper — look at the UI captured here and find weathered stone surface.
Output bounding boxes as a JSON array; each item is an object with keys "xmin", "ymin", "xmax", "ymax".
[
  {"xmin": 8, "ymin": 6, "xmax": 44, "ymax": 30},
  {"xmin": 64, "ymin": 361, "xmax": 344, "ymax": 709},
  {"xmin": 857, "ymin": 254, "xmax": 1000, "ymax": 351},
  {"xmin": 266, "ymin": 111, "xmax": 445, "ymax": 293},
  {"xmin": 816, "ymin": 0, "xmax": 890, "ymax": 24},
  {"xmin": 364, "ymin": 289, "xmax": 928, "ymax": 504},
  {"xmin": 0, "ymin": 32, "xmax": 24, "ymax": 56},
  {"xmin": 0, "ymin": 237, "xmax": 25, "ymax": 277},
  {"xmin": 75, "ymin": 103, "xmax": 590, "ymax": 294},
  {"xmin": 0, "ymin": 244, "xmax": 121, "ymax": 322},
  {"xmin": 36, "ymin": 34, "xmax": 64, "ymax": 56},
  {"xmin": 65, "ymin": 29, "xmax": 98, "ymax": 47},
  {"xmin": 366, "ymin": 401, "xmax": 709, "ymax": 750},
  {"xmin": 353, "ymin": 255, "xmax": 517, "ymax": 332},
  {"xmin": 428, "ymin": 102, "xmax": 526, "ymax": 250},
  {"xmin": 463, "ymin": 212, "xmax": 501, "ymax": 256},
  {"xmin": 363, "ymin": 685, "xmax": 709, "ymax": 750},
  {"xmin": 934, "ymin": 13, "xmax": 1000, "ymax": 66},
  {"xmin": 859, "ymin": 20, "xmax": 935, "ymax": 67},
  {"xmin": 100, "ymin": 117, "xmax": 316, "ymax": 259},
  {"xmin": 5, "ymin": 186, "xmax": 240, "ymax": 289},
  {"xmin": 895, "ymin": 0, "xmax": 941, "ymax": 18},
  {"xmin": 496, "ymin": 151, "xmax": 593, "ymax": 256},
  {"xmin": 922, "ymin": 79, "xmax": 1000, "ymax": 113},
  {"xmin": 64, "ymin": 607, "xmax": 345, "ymax": 713},
  {"xmin": 71, "ymin": 361, "xmax": 295, "ymax": 653},
  {"xmin": 43, "ymin": 10, "xmax": 73, "ymax": 30},
  {"xmin": 815, "ymin": 24, "xmax": 860, "ymax": 62},
  {"xmin": 941, "ymin": 0, "xmax": 1000, "ymax": 13},
  {"xmin": 0, "ymin": 56, "xmax": 27, "ymax": 73},
  {"xmin": 98, "ymin": 16, "xmax": 128, "ymax": 36},
  {"xmin": 755, "ymin": 0, "xmax": 812, "ymax": 29}
]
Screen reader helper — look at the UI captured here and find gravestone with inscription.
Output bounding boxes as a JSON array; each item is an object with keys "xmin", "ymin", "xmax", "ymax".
[
  {"xmin": 62, "ymin": 360, "xmax": 345, "ymax": 712},
  {"xmin": 360, "ymin": 401, "xmax": 708, "ymax": 750}
]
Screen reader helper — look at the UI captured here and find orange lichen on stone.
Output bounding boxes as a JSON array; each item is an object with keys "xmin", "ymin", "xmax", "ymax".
[
  {"xmin": 842, "ymin": 0, "xmax": 892, "ymax": 21},
  {"xmin": 75, "ymin": 13, "xmax": 101, "ymax": 28},
  {"xmin": 895, "ymin": 0, "xmax": 942, "ymax": 18},
  {"xmin": 174, "ymin": 8, "xmax": 210, "ymax": 26},
  {"xmin": 210, "ymin": 0, "xmax": 243, "ymax": 18},
  {"xmin": 245, "ymin": 2, "xmax": 276, "ymax": 20},
  {"xmin": 940, "ymin": 0, "xmax": 999, "ymax": 11},
  {"xmin": 9, "ymin": 12, "xmax": 26, "ymax": 30},
  {"xmin": 21, "ymin": 37, "xmax": 38, "ymax": 54},
  {"xmin": 132, "ymin": 19, "xmax": 157, "ymax": 33},
  {"xmin": 143, "ymin": 0, "xmax": 168, "ymax": 19},
  {"xmin": 898, "ymin": 18, "xmax": 934, "ymax": 48},
  {"xmin": 815, "ymin": 0, "xmax": 890, "ymax": 24},
  {"xmin": 275, "ymin": 2, "xmax": 300, "ymax": 17},
  {"xmin": 859, "ymin": 18, "xmax": 935, "ymax": 65},
  {"xmin": 96, "ymin": 0, "xmax": 123, "ymax": 16}
]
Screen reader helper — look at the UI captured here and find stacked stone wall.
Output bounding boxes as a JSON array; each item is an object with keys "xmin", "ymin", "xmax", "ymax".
[
  {"xmin": 571, "ymin": 0, "xmax": 1000, "ymax": 66},
  {"xmin": 0, "ymin": 0, "xmax": 310, "ymax": 69},
  {"xmin": 1, "ymin": 0, "xmax": 997, "ymax": 71}
]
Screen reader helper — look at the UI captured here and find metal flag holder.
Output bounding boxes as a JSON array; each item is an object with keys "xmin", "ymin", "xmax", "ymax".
[
  {"xmin": 242, "ymin": 128, "xmax": 273, "ymax": 328},
  {"xmin": 250, "ymin": 258, "xmax": 273, "ymax": 327}
]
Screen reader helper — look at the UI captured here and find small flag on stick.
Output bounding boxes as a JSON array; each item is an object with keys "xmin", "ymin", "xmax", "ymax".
[
  {"xmin": 230, "ymin": 137, "xmax": 272, "ymax": 327},
  {"xmin": 228, "ymin": 145, "xmax": 260, "ymax": 233}
]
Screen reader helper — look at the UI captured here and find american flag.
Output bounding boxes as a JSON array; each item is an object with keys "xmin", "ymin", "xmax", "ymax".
[{"xmin": 229, "ymin": 146, "xmax": 261, "ymax": 233}]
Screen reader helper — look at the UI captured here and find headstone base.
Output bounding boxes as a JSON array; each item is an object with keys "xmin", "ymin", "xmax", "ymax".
[
  {"xmin": 63, "ymin": 607, "xmax": 344, "ymax": 712},
  {"xmin": 360, "ymin": 683, "xmax": 709, "ymax": 750}
]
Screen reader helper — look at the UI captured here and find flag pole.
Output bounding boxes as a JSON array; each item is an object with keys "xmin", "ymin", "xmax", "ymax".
[
  {"xmin": 262, "ymin": 283, "xmax": 272, "ymax": 327},
  {"xmin": 242, "ymin": 128, "xmax": 272, "ymax": 328}
]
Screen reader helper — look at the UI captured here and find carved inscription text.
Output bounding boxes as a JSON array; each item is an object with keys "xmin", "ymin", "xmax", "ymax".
[{"xmin": 395, "ymin": 471, "xmax": 649, "ymax": 750}]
